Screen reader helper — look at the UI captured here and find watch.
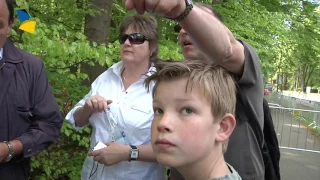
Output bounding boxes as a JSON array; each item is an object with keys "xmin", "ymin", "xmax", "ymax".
[
  {"xmin": 169, "ymin": 0, "xmax": 193, "ymax": 22},
  {"xmin": 129, "ymin": 145, "xmax": 139, "ymax": 162},
  {"xmin": 3, "ymin": 141, "xmax": 14, "ymax": 162}
]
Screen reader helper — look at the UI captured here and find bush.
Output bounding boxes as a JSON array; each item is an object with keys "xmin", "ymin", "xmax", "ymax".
[
  {"xmin": 30, "ymin": 73, "xmax": 92, "ymax": 180},
  {"xmin": 9, "ymin": 19, "xmax": 116, "ymax": 179}
]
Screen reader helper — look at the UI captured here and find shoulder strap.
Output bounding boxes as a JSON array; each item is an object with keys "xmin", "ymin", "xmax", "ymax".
[{"xmin": 236, "ymin": 85, "xmax": 264, "ymax": 147}]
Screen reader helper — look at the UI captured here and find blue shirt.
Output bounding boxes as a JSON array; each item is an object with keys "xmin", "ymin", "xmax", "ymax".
[{"xmin": 0, "ymin": 48, "xmax": 3, "ymax": 61}]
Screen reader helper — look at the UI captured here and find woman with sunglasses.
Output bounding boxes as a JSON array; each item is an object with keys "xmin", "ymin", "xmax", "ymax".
[{"xmin": 65, "ymin": 14, "xmax": 164, "ymax": 180}]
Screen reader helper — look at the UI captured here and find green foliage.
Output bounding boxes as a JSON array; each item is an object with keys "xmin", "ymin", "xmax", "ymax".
[
  {"xmin": 159, "ymin": 40, "xmax": 184, "ymax": 60},
  {"xmin": 10, "ymin": 0, "xmax": 117, "ymax": 179},
  {"xmin": 8, "ymin": 0, "xmax": 320, "ymax": 179}
]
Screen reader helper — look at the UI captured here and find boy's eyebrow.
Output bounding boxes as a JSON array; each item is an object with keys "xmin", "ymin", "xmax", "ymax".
[
  {"xmin": 174, "ymin": 98, "xmax": 193, "ymax": 102},
  {"xmin": 153, "ymin": 99, "xmax": 162, "ymax": 104},
  {"xmin": 153, "ymin": 98, "xmax": 194, "ymax": 103}
]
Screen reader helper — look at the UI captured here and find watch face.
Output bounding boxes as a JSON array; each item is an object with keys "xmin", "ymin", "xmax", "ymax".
[{"xmin": 131, "ymin": 149, "xmax": 139, "ymax": 158}]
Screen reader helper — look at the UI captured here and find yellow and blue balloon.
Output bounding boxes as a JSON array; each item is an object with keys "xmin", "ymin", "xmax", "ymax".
[{"xmin": 16, "ymin": 9, "xmax": 36, "ymax": 34}]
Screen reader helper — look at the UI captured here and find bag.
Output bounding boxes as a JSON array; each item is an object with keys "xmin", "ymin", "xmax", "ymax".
[
  {"xmin": 237, "ymin": 86, "xmax": 281, "ymax": 180},
  {"xmin": 263, "ymin": 99, "xmax": 281, "ymax": 180}
]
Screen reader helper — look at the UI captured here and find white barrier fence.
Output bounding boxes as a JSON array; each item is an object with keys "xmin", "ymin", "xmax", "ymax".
[{"xmin": 269, "ymin": 104, "xmax": 320, "ymax": 153}]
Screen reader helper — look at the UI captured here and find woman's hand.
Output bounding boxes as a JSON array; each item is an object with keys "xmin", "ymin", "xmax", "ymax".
[
  {"xmin": 73, "ymin": 95, "xmax": 112, "ymax": 128},
  {"xmin": 88, "ymin": 143, "xmax": 131, "ymax": 166},
  {"xmin": 84, "ymin": 95, "xmax": 112, "ymax": 113}
]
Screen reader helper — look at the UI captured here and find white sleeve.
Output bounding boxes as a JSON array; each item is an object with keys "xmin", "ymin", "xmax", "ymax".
[
  {"xmin": 65, "ymin": 74, "xmax": 102, "ymax": 130},
  {"xmin": 64, "ymin": 89, "xmax": 93, "ymax": 130}
]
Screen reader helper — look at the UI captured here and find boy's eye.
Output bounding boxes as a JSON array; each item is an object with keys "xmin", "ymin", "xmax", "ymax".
[
  {"xmin": 154, "ymin": 108, "xmax": 163, "ymax": 115},
  {"xmin": 182, "ymin": 108, "xmax": 193, "ymax": 115}
]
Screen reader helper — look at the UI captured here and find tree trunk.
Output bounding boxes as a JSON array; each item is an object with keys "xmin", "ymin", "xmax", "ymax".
[
  {"xmin": 281, "ymin": 72, "xmax": 284, "ymax": 91},
  {"xmin": 300, "ymin": 64, "xmax": 316, "ymax": 93},
  {"xmin": 295, "ymin": 69, "xmax": 300, "ymax": 91},
  {"xmin": 82, "ymin": 0, "xmax": 113, "ymax": 85},
  {"xmin": 301, "ymin": 64, "xmax": 309, "ymax": 92}
]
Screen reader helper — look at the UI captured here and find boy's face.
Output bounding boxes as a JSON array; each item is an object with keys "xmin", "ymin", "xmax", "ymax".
[{"xmin": 151, "ymin": 77, "xmax": 221, "ymax": 168}]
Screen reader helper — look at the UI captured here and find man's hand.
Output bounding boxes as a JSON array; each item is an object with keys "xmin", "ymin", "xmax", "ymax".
[
  {"xmin": 0, "ymin": 142, "xmax": 9, "ymax": 162},
  {"xmin": 123, "ymin": 0, "xmax": 186, "ymax": 18},
  {"xmin": 88, "ymin": 143, "xmax": 131, "ymax": 166},
  {"xmin": 83, "ymin": 95, "xmax": 112, "ymax": 113}
]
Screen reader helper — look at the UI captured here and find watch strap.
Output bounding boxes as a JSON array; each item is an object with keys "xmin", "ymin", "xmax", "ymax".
[
  {"xmin": 168, "ymin": 0, "xmax": 193, "ymax": 22},
  {"xmin": 3, "ymin": 141, "xmax": 14, "ymax": 163}
]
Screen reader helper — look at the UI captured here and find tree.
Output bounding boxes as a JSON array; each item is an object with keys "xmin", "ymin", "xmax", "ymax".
[
  {"xmin": 8, "ymin": 0, "xmax": 320, "ymax": 179},
  {"xmin": 81, "ymin": 0, "xmax": 114, "ymax": 85}
]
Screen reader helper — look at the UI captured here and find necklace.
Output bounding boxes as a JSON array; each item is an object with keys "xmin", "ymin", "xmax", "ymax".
[
  {"xmin": 121, "ymin": 66, "xmax": 150, "ymax": 84},
  {"xmin": 121, "ymin": 68, "xmax": 130, "ymax": 84},
  {"xmin": 122, "ymin": 74, "xmax": 129, "ymax": 84}
]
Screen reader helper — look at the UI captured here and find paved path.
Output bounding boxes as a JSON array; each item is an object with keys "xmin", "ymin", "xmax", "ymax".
[{"xmin": 280, "ymin": 149, "xmax": 320, "ymax": 180}]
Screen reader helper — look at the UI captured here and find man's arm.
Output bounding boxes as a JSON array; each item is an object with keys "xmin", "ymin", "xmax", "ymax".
[
  {"xmin": 180, "ymin": 5, "xmax": 245, "ymax": 75},
  {"xmin": 14, "ymin": 61, "xmax": 63, "ymax": 158},
  {"xmin": 123, "ymin": 0, "xmax": 245, "ymax": 75}
]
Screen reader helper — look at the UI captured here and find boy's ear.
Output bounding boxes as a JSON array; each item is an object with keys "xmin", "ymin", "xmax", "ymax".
[{"xmin": 215, "ymin": 114, "xmax": 236, "ymax": 143}]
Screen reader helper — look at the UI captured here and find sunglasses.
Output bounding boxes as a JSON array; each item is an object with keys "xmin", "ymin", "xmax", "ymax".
[
  {"xmin": 119, "ymin": 33, "xmax": 149, "ymax": 44},
  {"xmin": 174, "ymin": 24, "xmax": 182, "ymax": 33}
]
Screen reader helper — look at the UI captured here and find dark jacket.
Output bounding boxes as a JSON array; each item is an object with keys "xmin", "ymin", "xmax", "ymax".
[
  {"xmin": 263, "ymin": 99, "xmax": 281, "ymax": 180},
  {"xmin": 0, "ymin": 39, "xmax": 63, "ymax": 180}
]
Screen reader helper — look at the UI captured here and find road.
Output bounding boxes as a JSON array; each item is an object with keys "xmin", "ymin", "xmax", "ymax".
[{"xmin": 280, "ymin": 149, "xmax": 320, "ymax": 180}]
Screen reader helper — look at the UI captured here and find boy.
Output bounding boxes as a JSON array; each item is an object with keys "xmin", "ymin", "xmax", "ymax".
[{"xmin": 145, "ymin": 60, "xmax": 242, "ymax": 180}]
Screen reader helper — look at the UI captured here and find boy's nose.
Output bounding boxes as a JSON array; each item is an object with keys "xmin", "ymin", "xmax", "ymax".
[{"xmin": 157, "ymin": 114, "xmax": 173, "ymax": 133}]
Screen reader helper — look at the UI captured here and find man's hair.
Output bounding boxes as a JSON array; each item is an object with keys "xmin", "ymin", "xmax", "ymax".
[
  {"xmin": 145, "ymin": 60, "xmax": 236, "ymax": 120},
  {"xmin": 5, "ymin": 0, "xmax": 14, "ymax": 23},
  {"xmin": 195, "ymin": 2, "xmax": 223, "ymax": 23},
  {"xmin": 119, "ymin": 14, "xmax": 159, "ymax": 62}
]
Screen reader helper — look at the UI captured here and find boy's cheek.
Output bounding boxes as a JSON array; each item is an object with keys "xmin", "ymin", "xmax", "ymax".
[
  {"xmin": 151, "ymin": 119, "xmax": 158, "ymax": 130},
  {"xmin": 151, "ymin": 122, "xmax": 158, "ymax": 139}
]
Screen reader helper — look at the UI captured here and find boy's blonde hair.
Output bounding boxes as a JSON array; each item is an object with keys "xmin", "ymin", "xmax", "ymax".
[
  {"xmin": 145, "ymin": 60, "xmax": 237, "ymax": 153},
  {"xmin": 145, "ymin": 60, "xmax": 236, "ymax": 120}
]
